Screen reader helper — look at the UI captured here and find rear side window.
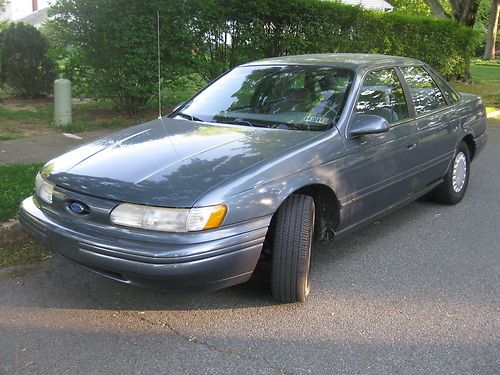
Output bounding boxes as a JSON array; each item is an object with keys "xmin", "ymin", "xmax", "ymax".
[
  {"xmin": 432, "ymin": 73, "xmax": 461, "ymax": 104},
  {"xmin": 355, "ymin": 68, "xmax": 409, "ymax": 124},
  {"xmin": 400, "ymin": 66, "xmax": 447, "ymax": 114}
]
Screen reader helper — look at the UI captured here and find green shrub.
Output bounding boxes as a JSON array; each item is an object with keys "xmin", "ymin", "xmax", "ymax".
[
  {"xmin": 185, "ymin": 0, "xmax": 479, "ymax": 81},
  {"xmin": 48, "ymin": 0, "xmax": 194, "ymax": 117},
  {"xmin": 48, "ymin": 0, "xmax": 478, "ymax": 115},
  {"xmin": 0, "ymin": 23, "xmax": 56, "ymax": 97}
]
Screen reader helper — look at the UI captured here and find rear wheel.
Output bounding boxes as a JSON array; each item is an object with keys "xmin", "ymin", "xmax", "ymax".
[
  {"xmin": 432, "ymin": 141, "xmax": 471, "ymax": 205},
  {"xmin": 271, "ymin": 194, "xmax": 315, "ymax": 303}
]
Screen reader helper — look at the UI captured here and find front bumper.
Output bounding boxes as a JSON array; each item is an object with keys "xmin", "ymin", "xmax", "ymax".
[{"xmin": 19, "ymin": 197, "xmax": 270, "ymax": 291}]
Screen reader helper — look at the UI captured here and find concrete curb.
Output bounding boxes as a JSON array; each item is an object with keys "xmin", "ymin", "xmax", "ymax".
[{"xmin": 0, "ymin": 219, "xmax": 28, "ymax": 246}]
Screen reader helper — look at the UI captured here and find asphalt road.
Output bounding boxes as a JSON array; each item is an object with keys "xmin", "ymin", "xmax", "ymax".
[{"xmin": 1, "ymin": 127, "xmax": 499, "ymax": 374}]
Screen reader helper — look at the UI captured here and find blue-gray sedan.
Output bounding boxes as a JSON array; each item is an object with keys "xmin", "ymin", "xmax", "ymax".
[{"xmin": 20, "ymin": 54, "xmax": 488, "ymax": 303}]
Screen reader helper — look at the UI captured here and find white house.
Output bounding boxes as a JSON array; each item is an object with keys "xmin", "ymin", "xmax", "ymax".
[
  {"xmin": 339, "ymin": 0, "xmax": 394, "ymax": 11},
  {"xmin": 0, "ymin": 0, "xmax": 51, "ymax": 27}
]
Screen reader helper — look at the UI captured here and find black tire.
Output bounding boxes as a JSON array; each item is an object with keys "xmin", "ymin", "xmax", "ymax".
[
  {"xmin": 432, "ymin": 141, "xmax": 471, "ymax": 205},
  {"xmin": 271, "ymin": 194, "xmax": 315, "ymax": 303}
]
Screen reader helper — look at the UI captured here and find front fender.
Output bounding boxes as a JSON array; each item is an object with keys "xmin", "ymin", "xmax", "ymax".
[{"xmin": 197, "ymin": 157, "xmax": 349, "ymax": 229}]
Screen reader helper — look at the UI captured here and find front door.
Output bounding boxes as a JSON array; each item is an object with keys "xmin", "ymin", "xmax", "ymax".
[{"xmin": 343, "ymin": 67, "xmax": 420, "ymax": 227}]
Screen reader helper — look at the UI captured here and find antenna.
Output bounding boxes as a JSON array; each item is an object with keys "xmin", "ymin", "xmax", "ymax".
[{"xmin": 157, "ymin": 10, "xmax": 162, "ymax": 119}]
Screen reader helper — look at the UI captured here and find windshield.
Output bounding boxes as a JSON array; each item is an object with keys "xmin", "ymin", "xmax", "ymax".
[{"xmin": 173, "ymin": 65, "xmax": 354, "ymax": 131}]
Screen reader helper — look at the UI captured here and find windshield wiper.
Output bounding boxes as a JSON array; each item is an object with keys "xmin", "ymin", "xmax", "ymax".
[
  {"xmin": 214, "ymin": 118, "xmax": 270, "ymax": 128},
  {"xmin": 176, "ymin": 112, "xmax": 204, "ymax": 122}
]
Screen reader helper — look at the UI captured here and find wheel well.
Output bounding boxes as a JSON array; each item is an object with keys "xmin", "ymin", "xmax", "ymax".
[
  {"xmin": 293, "ymin": 184, "xmax": 340, "ymax": 243},
  {"xmin": 462, "ymin": 134, "xmax": 476, "ymax": 160},
  {"xmin": 263, "ymin": 184, "xmax": 340, "ymax": 256}
]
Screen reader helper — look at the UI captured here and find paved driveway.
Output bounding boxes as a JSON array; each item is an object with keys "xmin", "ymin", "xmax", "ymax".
[{"xmin": 1, "ymin": 128, "xmax": 499, "ymax": 374}]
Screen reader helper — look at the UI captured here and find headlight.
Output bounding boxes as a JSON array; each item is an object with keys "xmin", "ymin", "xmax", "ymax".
[
  {"xmin": 110, "ymin": 203, "xmax": 227, "ymax": 232},
  {"xmin": 35, "ymin": 173, "xmax": 54, "ymax": 204}
]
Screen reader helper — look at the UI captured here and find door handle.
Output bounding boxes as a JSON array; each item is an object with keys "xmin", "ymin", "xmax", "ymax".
[{"xmin": 406, "ymin": 143, "xmax": 417, "ymax": 150}]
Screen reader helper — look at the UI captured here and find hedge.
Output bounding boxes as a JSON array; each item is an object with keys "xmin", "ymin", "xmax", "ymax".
[
  {"xmin": 48, "ymin": 0, "xmax": 479, "ymax": 114},
  {"xmin": 186, "ymin": 0, "xmax": 479, "ymax": 81}
]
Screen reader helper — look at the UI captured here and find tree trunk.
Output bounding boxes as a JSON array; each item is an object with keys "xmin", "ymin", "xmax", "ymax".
[
  {"xmin": 449, "ymin": 0, "xmax": 481, "ymax": 27},
  {"xmin": 484, "ymin": 0, "xmax": 499, "ymax": 60},
  {"xmin": 429, "ymin": 1, "xmax": 481, "ymax": 26},
  {"xmin": 426, "ymin": 0, "xmax": 451, "ymax": 18}
]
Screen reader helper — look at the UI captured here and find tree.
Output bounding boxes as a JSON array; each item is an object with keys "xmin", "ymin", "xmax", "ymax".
[
  {"xmin": 389, "ymin": 0, "xmax": 433, "ymax": 15},
  {"xmin": 0, "ymin": 0, "xmax": 6, "ymax": 11},
  {"xmin": 48, "ymin": 0, "xmax": 194, "ymax": 117},
  {"xmin": 427, "ymin": 0, "xmax": 481, "ymax": 26},
  {"xmin": 0, "ymin": 23, "xmax": 56, "ymax": 97},
  {"xmin": 483, "ymin": 0, "xmax": 499, "ymax": 59}
]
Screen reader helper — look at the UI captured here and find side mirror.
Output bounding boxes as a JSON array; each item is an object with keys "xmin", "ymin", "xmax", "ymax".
[{"xmin": 349, "ymin": 114, "xmax": 390, "ymax": 137}]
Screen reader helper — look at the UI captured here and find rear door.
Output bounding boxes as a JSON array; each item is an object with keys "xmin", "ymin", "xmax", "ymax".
[
  {"xmin": 399, "ymin": 66, "xmax": 459, "ymax": 190},
  {"xmin": 344, "ymin": 67, "xmax": 420, "ymax": 227}
]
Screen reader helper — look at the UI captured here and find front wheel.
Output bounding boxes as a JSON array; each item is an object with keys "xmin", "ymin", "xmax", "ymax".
[
  {"xmin": 271, "ymin": 194, "xmax": 315, "ymax": 303},
  {"xmin": 432, "ymin": 141, "xmax": 471, "ymax": 205}
]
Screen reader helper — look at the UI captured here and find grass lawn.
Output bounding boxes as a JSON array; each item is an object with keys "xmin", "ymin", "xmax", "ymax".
[
  {"xmin": 470, "ymin": 63, "xmax": 500, "ymax": 82},
  {"xmin": 0, "ymin": 99, "xmax": 140, "ymax": 140},
  {"xmin": 0, "ymin": 77, "xmax": 202, "ymax": 140},
  {"xmin": 0, "ymin": 163, "xmax": 43, "ymax": 222},
  {"xmin": 454, "ymin": 62, "xmax": 500, "ymax": 120},
  {"xmin": 0, "ymin": 163, "xmax": 52, "ymax": 269}
]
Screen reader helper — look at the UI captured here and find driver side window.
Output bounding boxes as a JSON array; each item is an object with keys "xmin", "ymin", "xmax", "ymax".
[{"xmin": 355, "ymin": 68, "xmax": 409, "ymax": 124}]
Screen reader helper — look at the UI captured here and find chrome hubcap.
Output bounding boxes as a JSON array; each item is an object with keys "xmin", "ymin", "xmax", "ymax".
[{"xmin": 452, "ymin": 152, "xmax": 467, "ymax": 193}]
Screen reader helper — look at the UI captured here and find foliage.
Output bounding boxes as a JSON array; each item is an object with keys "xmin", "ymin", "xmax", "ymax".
[
  {"xmin": 0, "ymin": 23, "xmax": 56, "ymax": 97},
  {"xmin": 389, "ymin": 0, "xmax": 433, "ymax": 15},
  {"xmin": 426, "ymin": 0, "xmax": 481, "ymax": 27},
  {"xmin": 185, "ymin": 0, "xmax": 479, "ymax": 81},
  {"xmin": 161, "ymin": 74, "xmax": 206, "ymax": 107},
  {"xmin": 474, "ymin": 58, "xmax": 500, "ymax": 65},
  {"xmin": 47, "ymin": 0, "xmax": 194, "ymax": 117},
  {"xmin": 48, "ymin": 0, "xmax": 478, "ymax": 115},
  {"xmin": 471, "ymin": 0, "xmax": 496, "ymax": 53},
  {"xmin": 475, "ymin": 0, "xmax": 494, "ymax": 31}
]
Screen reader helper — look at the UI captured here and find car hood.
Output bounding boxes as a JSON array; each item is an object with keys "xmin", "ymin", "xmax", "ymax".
[{"xmin": 44, "ymin": 118, "xmax": 318, "ymax": 207}]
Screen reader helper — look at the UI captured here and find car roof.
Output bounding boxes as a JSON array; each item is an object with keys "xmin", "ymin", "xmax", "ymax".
[{"xmin": 241, "ymin": 53, "xmax": 424, "ymax": 71}]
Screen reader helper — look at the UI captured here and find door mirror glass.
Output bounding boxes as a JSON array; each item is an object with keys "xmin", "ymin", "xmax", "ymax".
[{"xmin": 350, "ymin": 114, "xmax": 390, "ymax": 136}]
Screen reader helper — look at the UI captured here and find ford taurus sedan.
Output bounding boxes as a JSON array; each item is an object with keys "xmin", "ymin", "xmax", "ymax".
[{"xmin": 20, "ymin": 54, "xmax": 487, "ymax": 303}]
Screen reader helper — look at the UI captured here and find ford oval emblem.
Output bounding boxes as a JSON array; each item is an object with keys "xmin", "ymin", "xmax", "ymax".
[{"xmin": 68, "ymin": 201, "xmax": 89, "ymax": 215}]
